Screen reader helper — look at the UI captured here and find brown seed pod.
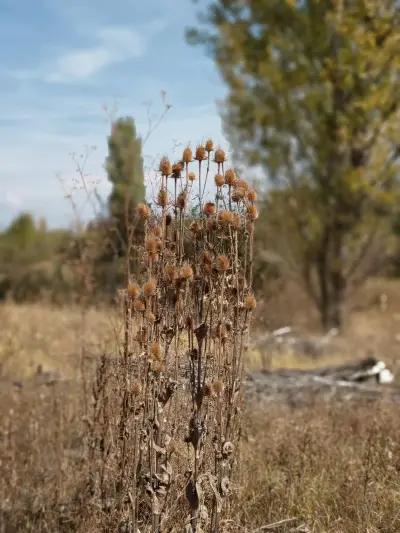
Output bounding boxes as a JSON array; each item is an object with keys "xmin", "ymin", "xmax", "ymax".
[
  {"xmin": 247, "ymin": 188, "xmax": 257, "ymax": 202},
  {"xmin": 145, "ymin": 310, "xmax": 156, "ymax": 323},
  {"xmin": 190, "ymin": 220, "xmax": 203, "ymax": 235},
  {"xmin": 159, "ymin": 156, "xmax": 172, "ymax": 176},
  {"xmin": 188, "ymin": 171, "xmax": 196, "ymax": 182},
  {"xmin": 216, "ymin": 254, "xmax": 230, "ymax": 272},
  {"xmin": 214, "ymin": 173, "xmax": 225, "ymax": 187},
  {"xmin": 165, "ymin": 264, "xmax": 178, "ymax": 284},
  {"xmin": 235, "ymin": 179, "xmax": 249, "ymax": 191},
  {"xmin": 150, "ymin": 341, "xmax": 162, "ymax": 361},
  {"xmin": 245, "ymin": 294, "xmax": 257, "ymax": 311},
  {"xmin": 143, "ymin": 278, "xmax": 157, "ymax": 298},
  {"xmin": 172, "ymin": 161, "xmax": 183, "ymax": 177},
  {"xmin": 224, "ymin": 168, "xmax": 236, "ymax": 186},
  {"xmin": 151, "ymin": 360, "xmax": 165, "ymax": 374},
  {"xmin": 205, "ymin": 139, "xmax": 214, "ymax": 152},
  {"xmin": 127, "ymin": 282, "xmax": 140, "ymax": 300},
  {"xmin": 201, "ymin": 251, "xmax": 213, "ymax": 265},
  {"xmin": 182, "ymin": 146, "xmax": 193, "ymax": 164},
  {"xmin": 214, "ymin": 323, "xmax": 227, "ymax": 340},
  {"xmin": 195, "ymin": 145, "xmax": 207, "ymax": 161},
  {"xmin": 176, "ymin": 192, "xmax": 187, "ymax": 210},
  {"xmin": 180, "ymin": 263, "xmax": 194, "ymax": 281},
  {"xmin": 145, "ymin": 235, "xmax": 158, "ymax": 254},
  {"xmin": 165, "ymin": 213, "xmax": 172, "ymax": 226},
  {"xmin": 247, "ymin": 204, "xmax": 259, "ymax": 221},
  {"xmin": 232, "ymin": 187, "xmax": 246, "ymax": 201},
  {"xmin": 133, "ymin": 298, "xmax": 146, "ymax": 313},
  {"xmin": 136, "ymin": 202, "xmax": 150, "ymax": 220},
  {"xmin": 214, "ymin": 148, "xmax": 226, "ymax": 164},
  {"xmin": 207, "ymin": 218, "xmax": 217, "ymax": 232},
  {"xmin": 212, "ymin": 380, "xmax": 224, "ymax": 395},
  {"xmin": 157, "ymin": 188, "xmax": 168, "ymax": 207},
  {"xmin": 218, "ymin": 210, "xmax": 235, "ymax": 226},
  {"xmin": 203, "ymin": 202, "xmax": 216, "ymax": 217},
  {"xmin": 132, "ymin": 380, "xmax": 142, "ymax": 395}
]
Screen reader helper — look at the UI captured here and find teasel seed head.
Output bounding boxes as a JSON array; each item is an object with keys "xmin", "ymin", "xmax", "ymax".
[
  {"xmin": 180, "ymin": 263, "xmax": 194, "ymax": 281},
  {"xmin": 150, "ymin": 341, "xmax": 162, "ymax": 361},
  {"xmin": 203, "ymin": 202, "xmax": 216, "ymax": 217},
  {"xmin": 207, "ymin": 218, "xmax": 217, "ymax": 232},
  {"xmin": 136, "ymin": 202, "xmax": 150, "ymax": 220},
  {"xmin": 195, "ymin": 144, "xmax": 207, "ymax": 161},
  {"xmin": 205, "ymin": 139, "xmax": 214, "ymax": 152},
  {"xmin": 224, "ymin": 168, "xmax": 237, "ymax": 186},
  {"xmin": 133, "ymin": 298, "xmax": 146, "ymax": 313},
  {"xmin": 232, "ymin": 187, "xmax": 246, "ymax": 202},
  {"xmin": 247, "ymin": 204, "xmax": 259, "ymax": 221},
  {"xmin": 216, "ymin": 254, "xmax": 230, "ymax": 272},
  {"xmin": 132, "ymin": 380, "xmax": 142, "ymax": 395},
  {"xmin": 157, "ymin": 188, "xmax": 168, "ymax": 207},
  {"xmin": 182, "ymin": 146, "xmax": 193, "ymax": 164},
  {"xmin": 247, "ymin": 188, "xmax": 257, "ymax": 202},
  {"xmin": 143, "ymin": 278, "xmax": 157, "ymax": 298},
  {"xmin": 159, "ymin": 156, "xmax": 172, "ymax": 176},
  {"xmin": 235, "ymin": 179, "xmax": 249, "ymax": 191},
  {"xmin": 165, "ymin": 264, "xmax": 178, "ymax": 284},
  {"xmin": 145, "ymin": 310, "xmax": 156, "ymax": 323},
  {"xmin": 218, "ymin": 210, "xmax": 235, "ymax": 226},
  {"xmin": 190, "ymin": 220, "xmax": 203, "ymax": 236},
  {"xmin": 151, "ymin": 360, "xmax": 165, "ymax": 374},
  {"xmin": 176, "ymin": 191, "xmax": 187, "ymax": 210},
  {"xmin": 214, "ymin": 148, "xmax": 226, "ymax": 164},
  {"xmin": 212, "ymin": 380, "xmax": 225, "ymax": 395},
  {"xmin": 145, "ymin": 235, "xmax": 159, "ymax": 255},
  {"xmin": 214, "ymin": 173, "xmax": 225, "ymax": 187},
  {"xmin": 127, "ymin": 282, "xmax": 140, "ymax": 300},
  {"xmin": 165, "ymin": 213, "xmax": 172, "ymax": 226},
  {"xmin": 172, "ymin": 161, "xmax": 183, "ymax": 177},
  {"xmin": 188, "ymin": 171, "xmax": 196, "ymax": 182},
  {"xmin": 245, "ymin": 293, "xmax": 257, "ymax": 311}
]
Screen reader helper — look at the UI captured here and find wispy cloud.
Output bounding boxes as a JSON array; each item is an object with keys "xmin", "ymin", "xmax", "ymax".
[
  {"xmin": 46, "ymin": 26, "xmax": 145, "ymax": 83},
  {"xmin": 7, "ymin": 22, "xmax": 166, "ymax": 84}
]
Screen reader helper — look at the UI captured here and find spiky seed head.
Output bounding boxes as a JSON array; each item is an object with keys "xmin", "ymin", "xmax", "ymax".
[
  {"xmin": 165, "ymin": 213, "xmax": 172, "ymax": 226},
  {"xmin": 212, "ymin": 380, "xmax": 225, "ymax": 395},
  {"xmin": 232, "ymin": 187, "xmax": 246, "ymax": 203},
  {"xmin": 165, "ymin": 264, "xmax": 178, "ymax": 284},
  {"xmin": 214, "ymin": 173, "xmax": 225, "ymax": 187},
  {"xmin": 203, "ymin": 202, "xmax": 216, "ymax": 217},
  {"xmin": 218, "ymin": 210, "xmax": 235, "ymax": 225},
  {"xmin": 186, "ymin": 316, "xmax": 194, "ymax": 330},
  {"xmin": 203, "ymin": 383, "xmax": 213, "ymax": 396},
  {"xmin": 143, "ymin": 278, "xmax": 157, "ymax": 297},
  {"xmin": 172, "ymin": 161, "xmax": 183, "ymax": 177},
  {"xmin": 145, "ymin": 310, "xmax": 156, "ymax": 323},
  {"xmin": 188, "ymin": 171, "xmax": 196, "ymax": 182},
  {"xmin": 159, "ymin": 156, "xmax": 172, "ymax": 176},
  {"xmin": 190, "ymin": 220, "xmax": 203, "ymax": 236},
  {"xmin": 235, "ymin": 179, "xmax": 249, "ymax": 191},
  {"xmin": 247, "ymin": 188, "xmax": 257, "ymax": 202},
  {"xmin": 151, "ymin": 360, "xmax": 165, "ymax": 374},
  {"xmin": 195, "ymin": 145, "xmax": 207, "ymax": 161},
  {"xmin": 214, "ymin": 148, "xmax": 226, "ymax": 164},
  {"xmin": 150, "ymin": 341, "xmax": 162, "ymax": 361},
  {"xmin": 245, "ymin": 293, "xmax": 257, "ymax": 311},
  {"xmin": 182, "ymin": 146, "xmax": 193, "ymax": 164},
  {"xmin": 205, "ymin": 138, "xmax": 214, "ymax": 152},
  {"xmin": 224, "ymin": 168, "xmax": 236, "ymax": 186},
  {"xmin": 145, "ymin": 235, "xmax": 158, "ymax": 254},
  {"xmin": 127, "ymin": 282, "xmax": 140, "ymax": 300},
  {"xmin": 157, "ymin": 188, "xmax": 168, "ymax": 207},
  {"xmin": 133, "ymin": 298, "xmax": 146, "ymax": 313},
  {"xmin": 216, "ymin": 254, "xmax": 230, "ymax": 272},
  {"xmin": 231, "ymin": 213, "xmax": 241, "ymax": 230},
  {"xmin": 247, "ymin": 204, "xmax": 259, "ymax": 221},
  {"xmin": 214, "ymin": 323, "xmax": 227, "ymax": 340},
  {"xmin": 137, "ymin": 202, "xmax": 150, "ymax": 220},
  {"xmin": 153, "ymin": 225, "xmax": 163, "ymax": 238},
  {"xmin": 201, "ymin": 251, "xmax": 213, "ymax": 265},
  {"xmin": 132, "ymin": 380, "xmax": 142, "ymax": 395},
  {"xmin": 180, "ymin": 263, "xmax": 194, "ymax": 280},
  {"xmin": 176, "ymin": 192, "xmax": 187, "ymax": 210}
]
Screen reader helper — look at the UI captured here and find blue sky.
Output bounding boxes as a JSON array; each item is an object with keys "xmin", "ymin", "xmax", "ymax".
[{"xmin": 0, "ymin": 0, "xmax": 226, "ymax": 228}]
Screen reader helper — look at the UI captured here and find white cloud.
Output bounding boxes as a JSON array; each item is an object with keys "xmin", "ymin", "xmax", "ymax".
[{"xmin": 46, "ymin": 26, "xmax": 146, "ymax": 83}]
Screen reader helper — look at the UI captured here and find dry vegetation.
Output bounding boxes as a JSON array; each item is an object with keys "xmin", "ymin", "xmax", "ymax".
[{"xmin": 2, "ymin": 144, "xmax": 400, "ymax": 530}]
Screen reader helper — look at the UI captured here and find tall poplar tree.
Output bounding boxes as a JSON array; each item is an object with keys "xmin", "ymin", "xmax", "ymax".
[{"xmin": 190, "ymin": 0, "xmax": 400, "ymax": 328}]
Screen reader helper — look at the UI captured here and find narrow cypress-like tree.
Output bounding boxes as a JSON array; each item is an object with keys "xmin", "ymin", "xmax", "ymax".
[{"xmin": 106, "ymin": 117, "xmax": 145, "ymax": 248}]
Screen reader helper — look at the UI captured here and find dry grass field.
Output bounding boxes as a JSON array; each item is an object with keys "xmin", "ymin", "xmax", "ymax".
[{"xmin": 1, "ymin": 277, "xmax": 400, "ymax": 531}]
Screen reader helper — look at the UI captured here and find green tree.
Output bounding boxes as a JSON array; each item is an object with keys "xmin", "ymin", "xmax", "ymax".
[
  {"xmin": 106, "ymin": 117, "xmax": 145, "ymax": 248},
  {"xmin": 190, "ymin": 0, "xmax": 400, "ymax": 329}
]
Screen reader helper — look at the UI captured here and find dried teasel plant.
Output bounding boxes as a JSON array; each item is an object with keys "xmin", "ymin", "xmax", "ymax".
[{"xmin": 84, "ymin": 139, "xmax": 257, "ymax": 532}]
